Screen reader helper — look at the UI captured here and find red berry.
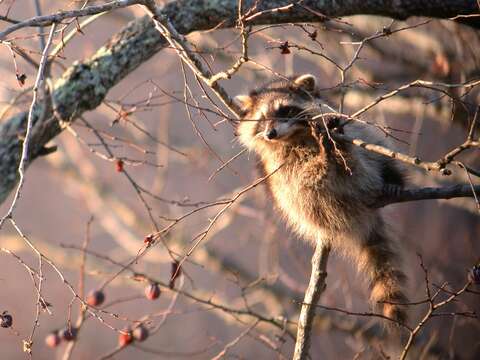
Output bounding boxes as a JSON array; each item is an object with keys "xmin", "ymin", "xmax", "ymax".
[
  {"xmin": 59, "ymin": 327, "xmax": 77, "ymax": 341},
  {"xmin": 115, "ymin": 159, "xmax": 124, "ymax": 172},
  {"xmin": 45, "ymin": 332, "xmax": 61, "ymax": 348},
  {"xmin": 86, "ymin": 290, "xmax": 105, "ymax": 307},
  {"xmin": 132, "ymin": 325, "xmax": 149, "ymax": 342},
  {"xmin": 144, "ymin": 283, "xmax": 161, "ymax": 300},
  {"xmin": 118, "ymin": 329, "xmax": 133, "ymax": 347},
  {"xmin": 0, "ymin": 312, "xmax": 12, "ymax": 328}
]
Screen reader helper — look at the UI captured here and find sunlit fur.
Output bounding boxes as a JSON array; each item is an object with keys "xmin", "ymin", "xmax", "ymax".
[{"xmin": 236, "ymin": 74, "xmax": 408, "ymax": 325}]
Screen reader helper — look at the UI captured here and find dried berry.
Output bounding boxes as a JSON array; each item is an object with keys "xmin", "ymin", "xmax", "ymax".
[
  {"xmin": 132, "ymin": 325, "xmax": 149, "ymax": 342},
  {"xmin": 59, "ymin": 326, "xmax": 78, "ymax": 341},
  {"xmin": 118, "ymin": 329, "xmax": 133, "ymax": 347},
  {"xmin": 45, "ymin": 332, "xmax": 61, "ymax": 348},
  {"xmin": 115, "ymin": 159, "xmax": 124, "ymax": 172},
  {"xmin": 144, "ymin": 234, "xmax": 154, "ymax": 246},
  {"xmin": 468, "ymin": 265, "xmax": 480, "ymax": 285},
  {"xmin": 309, "ymin": 30, "xmax": 318, "ymax": 41},
  {"xmin": 86, "ymin": 290, "xmax": 105, "ymax": 307},
  {"xmin": 169, "ymin": 261, "xmax": 181, "ymax": 289},
  {"xmin": 144, "ymin": 283, "xmax": 161, "ymax": 300},
  {"xmin": 279, "ymin": 41, "xmax": 290, "ymax": 55},
  {"xmin": 16, "ymin": 73, "xmax": 27, "ymax": 86},
  {"xmin": 0, "ymin": 312, "xmax": 12, "ymax": 328}
]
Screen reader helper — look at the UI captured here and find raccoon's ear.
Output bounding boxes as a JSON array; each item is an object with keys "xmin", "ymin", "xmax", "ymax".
[
  {"xmin": 233, "ymin": 95, "xmax": 253, "ymax": 115},
  {"xmin": 293, "ymin": 74, "xmax": 317, "ymax": 92}
]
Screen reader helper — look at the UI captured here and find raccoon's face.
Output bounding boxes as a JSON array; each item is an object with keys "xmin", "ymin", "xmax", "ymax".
[{"xmin": 236, "ymin": 74, "xmax": 318, "ymax": 146}]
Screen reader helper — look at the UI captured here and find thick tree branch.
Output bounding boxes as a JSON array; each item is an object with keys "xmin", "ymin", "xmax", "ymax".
[{"xmin": 1, "ymin": 0, "xmax": 479, "ymax": 204}]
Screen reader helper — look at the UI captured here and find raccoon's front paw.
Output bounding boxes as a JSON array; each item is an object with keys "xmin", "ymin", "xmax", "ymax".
[
  {"xmin": 324, "ymin": 115, "xmax": 341, "ymax": 130},
  {"xmin": 311, "ymin": 115, "xmax": 341, "ymax": 135}
]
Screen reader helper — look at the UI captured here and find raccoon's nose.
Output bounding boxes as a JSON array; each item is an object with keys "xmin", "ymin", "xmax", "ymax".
[{"xmin": 265, "ymin": 128, "xmax": 277, "ymax": 140}]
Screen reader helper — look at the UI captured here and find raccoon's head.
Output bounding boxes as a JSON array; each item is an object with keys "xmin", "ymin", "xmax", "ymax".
[{"xmin": 235, "ymin": 74, "xmax": 319, "ymax": 148}]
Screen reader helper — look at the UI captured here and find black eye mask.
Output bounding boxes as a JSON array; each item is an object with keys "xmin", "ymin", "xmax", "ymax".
[
  {"xmin": 274, "ymin": 105, "xmax": 304, "ymax": 119},
  {"xmin": 273, "ymin": 105, "xmax": 310, "ymax": 129}
]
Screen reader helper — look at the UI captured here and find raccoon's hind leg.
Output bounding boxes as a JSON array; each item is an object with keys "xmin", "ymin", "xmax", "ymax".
[{"xmin": 357, "ymin": 216, "xmax": 408, "ymax": 326}]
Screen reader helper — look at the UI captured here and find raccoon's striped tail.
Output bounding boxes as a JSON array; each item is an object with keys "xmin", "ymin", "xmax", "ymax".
[{"xmin": 358, "ymin": 217, "xmax": 408, "ymax": 327}]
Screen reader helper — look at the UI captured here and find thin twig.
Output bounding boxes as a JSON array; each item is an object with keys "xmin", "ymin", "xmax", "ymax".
[
  {"xmin": 0, "ymin": 24, "xmax": 56, "ymax": 229},
  {"xmin": 211, "ymin": 320, "xmax": 260, "ymax": 360},
  {"xmin": 62, "ymin": 216, "xmax": 94, "ymax": 360}
]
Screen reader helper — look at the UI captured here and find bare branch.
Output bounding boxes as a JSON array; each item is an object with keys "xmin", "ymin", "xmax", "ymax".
[
  {"xmin": 293, "ymin": 244, "xmax": 331, "ymax": 360},
  {"xmin": 0, "ymin": 24, "xmax": 56, "ymax": 228}
]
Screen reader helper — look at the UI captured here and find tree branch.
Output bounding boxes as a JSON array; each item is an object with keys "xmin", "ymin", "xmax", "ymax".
[
  {"xmin": 375, "ymin": 184, "xmax": 480, "ymax": 208},
  {"xmin": 0, "ymin": 0, "xmax": 143, "ymax": 40},
  {"xmin": 293, "ymin": 243, "xmax": 331, "ymax": 360},
  {"xmin": 1, "ymin": 0, "xmax": 479, "ymax": 205}
]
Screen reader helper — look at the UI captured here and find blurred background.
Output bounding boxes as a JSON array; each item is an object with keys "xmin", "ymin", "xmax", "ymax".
[{"xmin": 0, "ymin": 1, "xmax": 479, "ymax": 359}]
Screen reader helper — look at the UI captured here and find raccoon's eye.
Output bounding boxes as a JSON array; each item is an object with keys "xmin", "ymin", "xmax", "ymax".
[{"xmin": 274, "ymin": 105, "xmax": 303, "ymax": 120}]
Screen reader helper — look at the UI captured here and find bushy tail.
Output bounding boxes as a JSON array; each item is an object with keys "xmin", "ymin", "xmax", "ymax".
[{"xmin": 357, "ymin": 217, "xmax": 408, "ymax": 327}]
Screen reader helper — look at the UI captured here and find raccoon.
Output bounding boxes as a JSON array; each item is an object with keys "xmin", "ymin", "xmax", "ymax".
[{"xmin": 235, "ymin": 74, "xmax": 408, "ymax": 325}]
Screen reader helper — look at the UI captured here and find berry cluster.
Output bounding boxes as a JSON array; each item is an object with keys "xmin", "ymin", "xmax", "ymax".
[
  {"xmin": 45, "ymin": 327, "xmax": 78, "ymax": 348},
  {"xmin": 118, "ymin": 324, "xmax": 149, "ymax": 347}
]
